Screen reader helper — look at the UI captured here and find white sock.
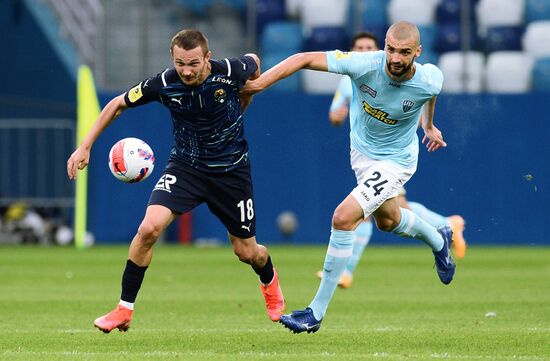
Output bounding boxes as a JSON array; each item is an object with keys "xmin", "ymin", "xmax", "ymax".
[{"xmin": 119, "ymin": 300, "xmax": 134, "ymax": 310}]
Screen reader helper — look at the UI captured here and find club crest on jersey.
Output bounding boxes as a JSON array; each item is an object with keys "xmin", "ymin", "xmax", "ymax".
[
  {"xmin": 214, "ymin": 88, "xmax": 227, "ymax": 103},
  {"xmin": 402, "ymin": 99, "xmax": 415, "ymax": 112}
]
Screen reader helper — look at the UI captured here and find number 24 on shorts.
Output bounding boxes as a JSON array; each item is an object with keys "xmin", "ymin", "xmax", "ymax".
[{"xmin": 363, "ymin": 171, "xmax": 388, "ymax": 196}]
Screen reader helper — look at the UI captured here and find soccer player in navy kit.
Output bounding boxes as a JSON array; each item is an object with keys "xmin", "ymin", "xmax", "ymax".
[{"xmin": 67, "ymin": 29, "xmax": 285, "ymax": 333}]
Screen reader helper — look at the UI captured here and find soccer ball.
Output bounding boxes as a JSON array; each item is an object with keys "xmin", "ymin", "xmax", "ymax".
[
  {"xmin": 276, "ymin": 210, "xmax": 298, "ymax": 237},
  {"xmin": 108, "ymin": 137, "xmax": 155, "ymax": 183}
]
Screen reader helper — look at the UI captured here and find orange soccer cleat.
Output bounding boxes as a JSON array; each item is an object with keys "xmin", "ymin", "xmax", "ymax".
[
  {"xmin": 93, "ymin": 304, "xmax": 133, "ymax": 333},
  {"xmin": 316, "ymin": 270, "xmax": 353, "ymax": 289},
  {"xmin": 449, "ymin": 215, "xmax": 467, "ymax": 260},
  {"xmin": 260, "ymin": 268, "xmax": 286, "ymax": 322},
  {"xmin": 338, "ymin": 271, "xmax": 353, "ymax": 289}
]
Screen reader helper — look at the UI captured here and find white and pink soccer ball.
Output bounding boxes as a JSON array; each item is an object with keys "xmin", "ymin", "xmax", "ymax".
[{"xmin": 108, "ymin": 137, "xmax": 155, "ymax": 183}]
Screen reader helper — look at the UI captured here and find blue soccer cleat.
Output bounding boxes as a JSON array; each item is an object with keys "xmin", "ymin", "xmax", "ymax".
[
  {"xmin": 279, "ymin": 307, "xmax": 322, "ymax": 334},
  {"xmin": 433, "ymin": 225, "xmax": 456, "ymax": 285}
]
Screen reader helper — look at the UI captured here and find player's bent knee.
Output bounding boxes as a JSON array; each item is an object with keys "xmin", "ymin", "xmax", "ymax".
[
  {"xmin": 234, "ymin": 247, "xmax": 255, "ymax": 264},
  {"xmin": 138, "ymin": 219, "xmax": 163, "ymax": 243},
  {"xmin": 232, "ymin": 240, "xmax": 251, "ymax": 262},
  {"xmin": 332, "ymin": 210, "xmax": 355, "ymax": 231},
  {"xmin": 234, "ymin": 242, "xmax": 266, "ymax": 265}
]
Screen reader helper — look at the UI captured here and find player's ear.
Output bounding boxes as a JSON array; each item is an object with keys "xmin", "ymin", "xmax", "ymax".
[
  {"xmin": 416, "ymin": 44, "xmax": 422, "ymax": 57},
  {"xmin": 205, "ymin": 51, "xmax": 212, "ymax": 61}
]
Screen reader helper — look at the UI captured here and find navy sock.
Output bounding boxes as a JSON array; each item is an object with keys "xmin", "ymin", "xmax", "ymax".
[
  {"xmin": 254, "ymin": 256, "xmax": 275, "ymax": 284},
  {"xmin": 120, "ymin": 259, "xmax": 148, "ymax": 303}
]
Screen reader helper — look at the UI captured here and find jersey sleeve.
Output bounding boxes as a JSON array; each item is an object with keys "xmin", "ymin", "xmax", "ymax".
[
  {"xmin": 224, "ymin": 55, "xmax": 259, "ymax": 88},
  {"xmin": 329, "ymin": 76, "xmax": 352, "ymax": 112},
  {"xmin": 326, "ymin": 50, "xmax": 381, "ymax": 80},
  {"xmin": 123, "ymin": 72, "xmax": 164, "ymax": 108},
  {"xmin": 421, "ymin": 63, "xmax": 444, "ymax": 96}
]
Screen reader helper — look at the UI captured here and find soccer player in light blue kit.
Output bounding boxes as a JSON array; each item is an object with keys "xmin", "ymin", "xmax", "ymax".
[
  {"xmin": 320, "ymin": 32, "xmax": 467, "ymax": 289},
  {"xmin": 243, "ymin": 21, "xmax": 455, "ymax": 333}
]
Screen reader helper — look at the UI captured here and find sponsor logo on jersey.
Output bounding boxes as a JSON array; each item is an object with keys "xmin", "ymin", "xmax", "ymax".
[
  {"xmin": 335, "ymin": 50, "xmax": 351, "ymax": 59},
  {"xmin": 214, "ymin": 88, "xmax": 227, "ymax": 103},
  {"xmin": 362, "ymin": 101, "xmax": 397, "ymax": 125},
  {"xmin": 360, "ymin": 84, "xmax": 377, "ymax": 98},
  {"xmin": 128, "ymin": 83, "xmax": 143, "ymax": 103},
  {"xmin": 154, "ymin": 174, "xmax": 177, "ymax": 193},
  {"xmin": 402, "ymin": 99, "xmax": 415, "ymax": 112},
  {"xmin": 212, "ymin": 76, "xmax": 235, "ymax": 85}
]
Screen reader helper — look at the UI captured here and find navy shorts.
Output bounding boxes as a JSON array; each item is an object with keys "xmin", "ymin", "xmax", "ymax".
[{"xmin": 148, "ymin": 159, "xmax": 256, "ymax": 238}]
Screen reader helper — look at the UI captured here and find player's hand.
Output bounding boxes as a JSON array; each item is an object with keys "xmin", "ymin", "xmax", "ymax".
[
  {"xmin": 422, "ymin": 125, "xmax": 447, "ymax": 152},
  {"xmin": 329, "ymin": 106, "xmax": 348, "ymax": 126},
  {"xmin": 67, "ymin": 146, "xmax": 91, "ymax": 180}
]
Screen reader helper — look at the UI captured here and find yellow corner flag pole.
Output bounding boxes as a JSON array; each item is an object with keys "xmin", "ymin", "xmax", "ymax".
[{"xmin": 75, "ymin": 65, "xmax": 100, "ymax": 249}]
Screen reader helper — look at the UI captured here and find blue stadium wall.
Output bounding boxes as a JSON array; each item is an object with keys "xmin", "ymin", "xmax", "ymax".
[
  {"xmin": 0, "ymin": 0, "xmax": 75, "ymax": 118},
  {"xmin": 88, "ymin": 92, "xmax": 549, "ymax": 246},
  {"xmin": 3, "ymin": 1, "xmax": 547, "ymax": 246}
]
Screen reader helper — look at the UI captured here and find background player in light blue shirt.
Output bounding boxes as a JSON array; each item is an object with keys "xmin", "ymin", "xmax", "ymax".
[
  {"xmin": 321, "ymin": 32, "xmax": 466, "ymax": 290},
  {"xmin": 243, "ymin": 21, "xmax": 456, "ymax": 333},
  {"xmin": 328, "ymin": 33, "xmax": 379, "ymax": 127}
]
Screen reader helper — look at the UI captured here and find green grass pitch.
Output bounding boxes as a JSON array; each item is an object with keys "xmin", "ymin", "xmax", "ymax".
[{"xmin": 1, "ymin": 244, "xmax": 549, "ymax": 360}]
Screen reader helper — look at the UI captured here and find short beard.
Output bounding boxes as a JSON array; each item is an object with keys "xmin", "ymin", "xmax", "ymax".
[
  {"xmin": 386, "ymin": 55, "xmax": 416, "ymax": 79},
  {"xmin": 387, "ymin": 61, "xmax": 411, "ymax": 77}
]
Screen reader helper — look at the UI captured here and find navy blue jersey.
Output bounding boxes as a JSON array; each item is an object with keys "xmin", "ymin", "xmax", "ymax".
[{"xmin": 123, "ymin": 55, "xmax": 258, "ymax": 173}]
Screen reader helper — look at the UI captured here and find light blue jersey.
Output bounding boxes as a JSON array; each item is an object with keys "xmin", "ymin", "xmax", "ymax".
[
  {"xmin": 329, "ymin": 76, "xmax": 352, "ymax": 112},
  {"xmin": 326, "ymin": 50, "xmax": 443, "ymax": 169}
]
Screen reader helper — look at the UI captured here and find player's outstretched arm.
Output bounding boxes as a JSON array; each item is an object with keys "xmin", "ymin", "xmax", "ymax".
[
  {"xmin": 242, "ymin": 52, "xmax": 328, "ymax": 95},
  {"xmin": 241, "ymin": 53, "xmax": 261, "ymax": 112},
  {"xmin": 67, "ymin": 94, "xmax": 128, "ymax": 180},
  {"xmin": 420, "ymin": 96, "xmax": 447, "ymax": 152},
  {"xmin": 245, "ymin": 53, "xmax": 261, "ymax": 80}
]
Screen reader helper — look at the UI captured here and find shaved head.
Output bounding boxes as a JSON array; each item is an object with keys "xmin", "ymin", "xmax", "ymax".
[
  {"xmin": 384, "ymin": 21, "xmax": 422, "ymax": 80},
  {"xmin": 386, "ymin": 21, "xmax": 420, "ymax": 47}
]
